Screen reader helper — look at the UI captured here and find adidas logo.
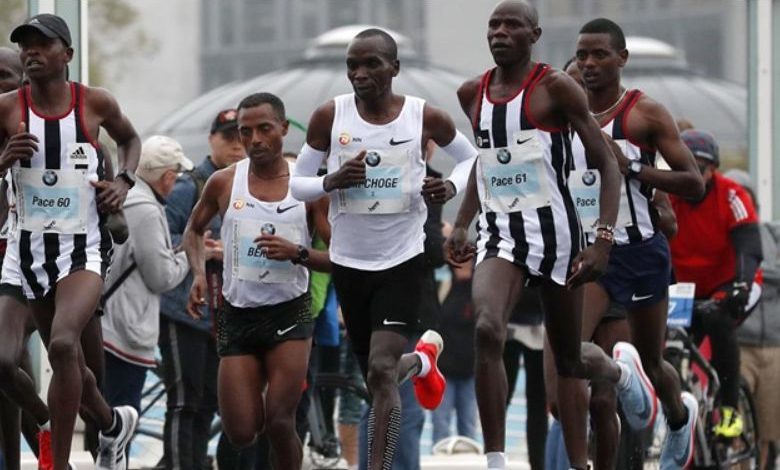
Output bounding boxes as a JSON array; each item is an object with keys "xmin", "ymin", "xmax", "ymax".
[{"xmin": 70, "ymin": 146, "xmax": 88, "ymax": 161}]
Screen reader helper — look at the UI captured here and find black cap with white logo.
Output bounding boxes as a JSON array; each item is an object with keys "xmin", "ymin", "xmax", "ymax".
[{"xmin": 10, "ymin": 14, "xmax": 72, "ymax": 47}]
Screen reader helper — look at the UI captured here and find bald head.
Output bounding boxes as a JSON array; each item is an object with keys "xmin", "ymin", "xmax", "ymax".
[
  {"xmin": 492, "ymin": 0, "xmax": 539, "ymax": 27},
  {"xmin": 0, "ymin": 47, "xmax": 23, "ymax": 93}
]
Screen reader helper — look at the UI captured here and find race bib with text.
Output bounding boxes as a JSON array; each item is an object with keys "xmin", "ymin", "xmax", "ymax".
[
  {"xmin": 337, "ymin": 149, "xmax": 411, "ymax": 214},
  {"xmin": 231, "ymin": 219, "xmax": 301, "ymax": 283},
  {"xmin": 14, "ymin": 168, "xmax": 89, "ymax": 234}
]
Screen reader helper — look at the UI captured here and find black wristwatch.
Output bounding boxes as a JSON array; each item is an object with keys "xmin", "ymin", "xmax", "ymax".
[
  {"xmin": 116, "ymin": 169, "xmax": 136, "ymax": 189},
  {"xmin": 293, "ymin": 245, "xmax": 309, "ymax": 265}
]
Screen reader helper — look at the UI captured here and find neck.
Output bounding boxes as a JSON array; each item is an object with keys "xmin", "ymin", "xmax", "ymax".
[
  {"xmin": 29, "ymin": 77, "xmax": 70, "ymax": 107},
  {"xmin": 249, "ymin": 156, "xmax": 288, "ymax": 179},
  {"xmin": 588, "ymin": 81, "xmax": 625, "ymax": 116},
  {"xmin": 357, "ymin": 91, "xmax": 398, "ymax": 120},
  {"xmin": 494, "ymin": 58, "xmax": 534, "ymax": 84}
]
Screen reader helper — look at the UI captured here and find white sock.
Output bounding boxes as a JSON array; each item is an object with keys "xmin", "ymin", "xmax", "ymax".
[
  {"xmin": 415, "ymin": 351, "xmax": 431, "ymax": 378},
  {"xmin": 486, "ymin": 451, "xmax": 506, "ymax": 469},
  {"xmin": 616, "ymin": 362, "xmax": 631, "ymax": 390}
]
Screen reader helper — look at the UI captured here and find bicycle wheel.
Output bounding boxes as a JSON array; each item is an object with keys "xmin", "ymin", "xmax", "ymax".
[{"xmin": 307, "ymin": 372, "xmax": 369, "ymax": 469}]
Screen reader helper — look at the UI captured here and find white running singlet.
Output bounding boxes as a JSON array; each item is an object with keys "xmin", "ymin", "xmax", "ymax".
[
  {"xmin": 473, "ymin": 64, "xmax": 583, "ymax": 286},
  {"xmin": 327, "ymin": 93, "xmax": 426, "ymax": 271},
  {"xmin": 0, "ymin": 173, "xmax": 22, "ymax": 287},
  {"xmin": 221, "ymin": 159, "xmax": 310, "ymax": 308}
]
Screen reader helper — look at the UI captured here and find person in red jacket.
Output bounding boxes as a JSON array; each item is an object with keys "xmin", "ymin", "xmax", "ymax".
[{"xmin": 670, "ymin": 129, "xmax": 763, "ymax": 439}]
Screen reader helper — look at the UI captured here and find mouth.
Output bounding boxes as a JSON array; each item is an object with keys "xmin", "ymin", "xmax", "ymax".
[
  {"xmin": 25, "ymin": 59, "xmax": 43, "ymax": 70},
  {"xmin": 490, "ymin": 42, "xmax": 511, "ymax": 52}
]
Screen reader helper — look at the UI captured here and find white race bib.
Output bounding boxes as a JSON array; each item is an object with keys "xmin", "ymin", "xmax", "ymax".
[
  {"xmin": 480, "ymin": 130, "xmax": 551, "ymax": 213},
  {"xmin": 337, "ymin": 149, "xmax": 410, "ymax": 214},
  {"xmin": 13, "ymin": 168, "xmax": 89, "ymax": 234},
  {"xmin": 231, "ymin": 219, "xmax": 301, "ymax": 284},
  {"xmin": 569, "ymin": 169, "xmax": 633, "ymax": 231}
]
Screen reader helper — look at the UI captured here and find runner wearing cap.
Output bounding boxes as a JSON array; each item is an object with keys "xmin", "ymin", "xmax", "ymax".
[{"xmin": 0, "ymin": 13, "xmax": 142, "ymax": 470}]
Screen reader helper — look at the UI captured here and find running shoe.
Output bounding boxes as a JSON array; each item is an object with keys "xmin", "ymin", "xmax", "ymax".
[
  {"xmin": 660, "ymin": 391, "xmax": 699, "ymax": 470},
  {"xmin": 713, "ymin": 406, "xmax": 743, "ymax": 438},
  {"xmin": 613, "ymin": 341, "xmax": 657, "ymax": 430},
  {"xmin": 413, "ymin": 329, "xmax": 446, "ymax": 410},
  {"xmin": 96, "ymin": 406, "xmax": 139, "ymax": 470},
  {"xmin": 38, "ymin": 428, "xmax": 52, "ymax": 470}
]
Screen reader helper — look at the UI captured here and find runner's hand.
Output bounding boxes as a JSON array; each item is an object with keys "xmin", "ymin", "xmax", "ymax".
[
  {"xmin": 187, "ymin": 274, "xmax": 207, "ymax": 319},
  {"xmin": 421, "ymin": 177, "xmax": 455, "ymax": 205},
  {"xmin": 444, "ymin": 226, "xmax": 475, "ymax": 264},
  {"xmin": 253, "ymin": 234, "xmax": 297, "ymax": 261},
  {"xmin": 0, "ymin": 122, "xmax": 38, "ymax": 170},
  {"xmin": 567, "ymin": 239, "xmax": 611, "ymax": 288},
  {"xmin": 92, "ymin": 178, "xmax": 130, "ymax": 214},
  {"xmin": 323, "ymin": 150, "xmax": 366, "ymax": 191},
  {"xmin": 602, "ymin": 132, "xmax": 630, "ymax": 176}
]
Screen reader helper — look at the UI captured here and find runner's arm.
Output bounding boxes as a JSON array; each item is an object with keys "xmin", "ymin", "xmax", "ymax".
[
  {"xmin": 627, "ymin": 98, "xmax": 704, "ymax": 199},
  {"xmin": 423, "ymin": 105, "xmax": 477, "ymax": 195},
  {"xmin": 91, "ymin": 88, "xmax": 140, "ymax": 175},
  {"xmin": 183, "ymin": 174, "xmax": 224, "ymax": 279},
  {"xmin": 290, "ymin": 102, "xmax": 332, "ymax": 201},
  {"xmin": 652, "ymin": 190, "xmax": 677, "ymax": 239}
]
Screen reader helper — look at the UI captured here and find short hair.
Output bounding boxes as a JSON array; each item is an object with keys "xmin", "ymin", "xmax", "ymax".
[
  {"xmin": 237, "ymin": 92, "xmax": 286, "ymax": 121},
  {"xmin": 353, "ymin": 28, "xmax": 398, "ymax": 61},
  {"xmin": 562, "ymin": 56, "xmax": 577, "ymax": 71},
  {"xmin": 579, "ymin": 18, "xmax": 626, "ymax": 51}
]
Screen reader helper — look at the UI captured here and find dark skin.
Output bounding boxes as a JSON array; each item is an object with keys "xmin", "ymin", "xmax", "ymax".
[
  {"xmin": 183, "ymin": 103, "xmax": 329, "ymax": 470},
  {"xmin": 304, "ymin": 33, "xmax": 466, "ymax": 470},
  {"xmin": 444, "ymin": 2, "xmax": 623, "ymax": 467},
  {"xmin": 0, "ymin": 29, "xmax": 140, "ymax": 470}
]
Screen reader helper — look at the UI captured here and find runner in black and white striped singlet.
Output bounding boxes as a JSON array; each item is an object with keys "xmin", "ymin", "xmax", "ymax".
[
  {"xmin": 559, "ymin": 19, "xmax": 706, "ymax": 470},
  {"xmin": 445, "ymin": 3, "xmax": 626, "ymax": 469},
  {"xmin": 13, "ymin": 82, "xmax": 112, "ymax": 299},
  {"xmin": 2, "ymin": 14, "xmax": 142, "ymax": 469}
]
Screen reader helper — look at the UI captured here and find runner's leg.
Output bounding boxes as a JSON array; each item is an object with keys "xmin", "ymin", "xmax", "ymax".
[
  {"xmin": 218, "ymin": 355, "xmax": 267, "ymax": 448},
  {"xmin": 263, "ymin": 338, "xmax": 312, "ymax": 470},
  {"xmin": 471, "ymin": 258, "xmax": 525, "ymax": 454}
]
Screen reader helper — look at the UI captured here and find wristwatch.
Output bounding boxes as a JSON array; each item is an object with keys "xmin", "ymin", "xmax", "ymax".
[
  {"xmin": 293, "ymin": 245, "xmax": 310, "ymax": 265},
  {"xmin": 627, "ymin": 161, "xmax": 643, "ymax": 177},
  {"xmin": 116, "ymin": 169, "xmax": 137, "ymax": 189}
]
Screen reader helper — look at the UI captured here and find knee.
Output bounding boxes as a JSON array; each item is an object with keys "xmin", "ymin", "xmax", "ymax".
[
  {"xmin": 265, "ymin": 412, "xmax": 296, "ymax": 441},
  {"xmin": 474, "ymin": 314, "xmax": 505, "ymax": 356},
  {"xmin": 366, "ymin": 356, "xmax": 397, "ymax": 393},
  {"xmin": 226, "ymin": 428, "xmax": 257, "ymax": 449},
  {"xmin": 47, "ymin": 336, "xmax": 78, "ymax": 366}
]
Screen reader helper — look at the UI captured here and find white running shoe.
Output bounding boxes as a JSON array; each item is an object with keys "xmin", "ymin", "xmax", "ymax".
[
  {"xmin": 614, "ymin": 341, "xmax": 657, "ymax": 431},
  {"xmin": 96, "ymin": 406, "xmax": 139, "ymax": 470}
]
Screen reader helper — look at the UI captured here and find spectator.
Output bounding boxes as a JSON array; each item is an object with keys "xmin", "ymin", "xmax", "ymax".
[
  {"xmin": 670, "ymin": 130, "xmax": 763, "ymax": 440},
  {"xmin": 101, "ymin": 135, "xmax": 193, "ymax": 414},
  {"xmin": 159, "ymin": 109, "xmax": 245, "ymax": 470},
  {"xmin": 431, "ymin": 256, "xmax": 477, "ymax": 445},
  {"xmin": 727, "ymin": 169, "xmax": 780, "ymax": 470}
]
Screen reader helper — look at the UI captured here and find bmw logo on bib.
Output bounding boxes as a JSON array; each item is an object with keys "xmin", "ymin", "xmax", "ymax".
[
  {"xmin": 582, "ymin": 170, "xmax": 597, "ymax": 186},
  {"xmin": 42, "ymin": 170, "xmax": 58, "ymax": 186},
  {"xmin": 365, "ymin": 151, "xmax": 381, "ymax": 167},
  {"xmin": 497, "ymin": 148, "xmax": 512, "ymax": 164},
  {"xmin": 261, "ymin": 223, "xmax": 276, "ymax": 236}
]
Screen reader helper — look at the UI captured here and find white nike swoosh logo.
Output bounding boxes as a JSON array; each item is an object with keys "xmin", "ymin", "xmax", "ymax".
[
  {"xmin": 276, "ymin": 324, "xmax": 297, "ymax": 336},
  {"xmin": 382, "ymin": 319, "xmax": 407, "ymax": 326},
  {"xmin": 631, "ymin": 293, "xmax": 653, "ymax": 301}
]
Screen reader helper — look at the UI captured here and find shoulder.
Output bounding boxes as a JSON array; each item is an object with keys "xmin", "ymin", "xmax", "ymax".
[
  {"xmin": 310, "ymin": 99, "xmax": 336, "ymax": 122},
  {"xmin": 204, "ymin": 164, "xmax": 236, "ymax": 193},
  {"xmin": 539, "ymin": 67, "xmax": 579, "ymax": 95},
  {"xmin": 628, "ymin": 92, "xmax": 675, "ymax": 128},
  {"xmin": 82, "ymin": 85, "xmax": 121, "ymax": 116},
  {"xmin": 0, "ymin": 89, "xmax": 20, "ymax": 135},
  {"xmin": 422, "ymin": 102, "xmax": 453, "ymax": 127},
  {"xmin": 457, "ymin": 74, "xmax": 483, "ymax": 105}
]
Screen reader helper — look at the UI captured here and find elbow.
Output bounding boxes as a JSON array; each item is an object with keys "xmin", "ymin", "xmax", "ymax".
[{"xmin": 687, "ymin": 174, "xmax": 706, "ymax": 200}]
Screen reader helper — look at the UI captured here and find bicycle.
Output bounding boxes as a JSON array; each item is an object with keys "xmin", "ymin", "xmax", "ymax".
[
  {"xmin": 129, "ymin": 363, "xmax": 369, "ymax": 470},
  {"xmin": 644, "ymin": 298, "xmax": 759, "ymax": 469}
]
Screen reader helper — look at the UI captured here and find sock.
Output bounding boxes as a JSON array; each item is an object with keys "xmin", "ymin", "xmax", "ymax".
[
  {"xmin": 381, "ymin": 406, "xmax": 401, "ymax": 470},
  {"xmin": 415, "ymin": 351, "xmax": 431, "ymax": 378},
  {"xmin": 616, "ymin": 362, "xmax": 631, "ymax": 390},
  {"xmin": 486, "ymin": 451, "xmax": 506, "ymax": 469},
  {"xmin": 104, "ymin": 409, "xmax": 122, "ymax": 437},
  {"xmin": 669, "ymin": 406, "xmax": 689, "ymax": 432}
]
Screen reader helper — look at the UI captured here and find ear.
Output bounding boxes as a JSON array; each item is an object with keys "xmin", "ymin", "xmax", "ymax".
[
  {"xmin": 281, "ymin": 119, "xmax": 289, "ymax": 137},
  {"xmin": 392, "ymin": 59, "xmax": 400, "ymax": 78},
  {"xmin": 618, "ymin": 48, "xmax": 629, "ymax": 68},
  {"xmin": 65, "ymin": 46, "xmax": 74, "ymax": 62},
  {"xmin": 531, "ymin": 26, "xmax": 542, "ymax": 44}
]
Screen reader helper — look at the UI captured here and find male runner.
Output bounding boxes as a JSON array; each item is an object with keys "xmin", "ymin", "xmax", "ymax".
[
  {"xmin": 0, "ymin": 14, "xmax": 140, "ymax": 470},
  {"xmin": 562, "ymin": 18, "xmax": 704, "ymax": 469},
  {"xmin": 444, "ymin": 3, "xmax": 652, "ymax": 469},
  {"xmin": 184, "ymin": 92, "xmax": 330, "ymax": 470},
  {"xmin": 290, "ymin": 28, "xmax": 476, "ymax": 469}
]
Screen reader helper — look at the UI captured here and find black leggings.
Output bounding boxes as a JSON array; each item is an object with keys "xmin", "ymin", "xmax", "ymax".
[
  {"xmin": 504, "ymin": 340, "xmax": 547, "ymax": 470},
  {"xmin": 690, "ymin": 307, "xmax": 740, "ymax": 408}
]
